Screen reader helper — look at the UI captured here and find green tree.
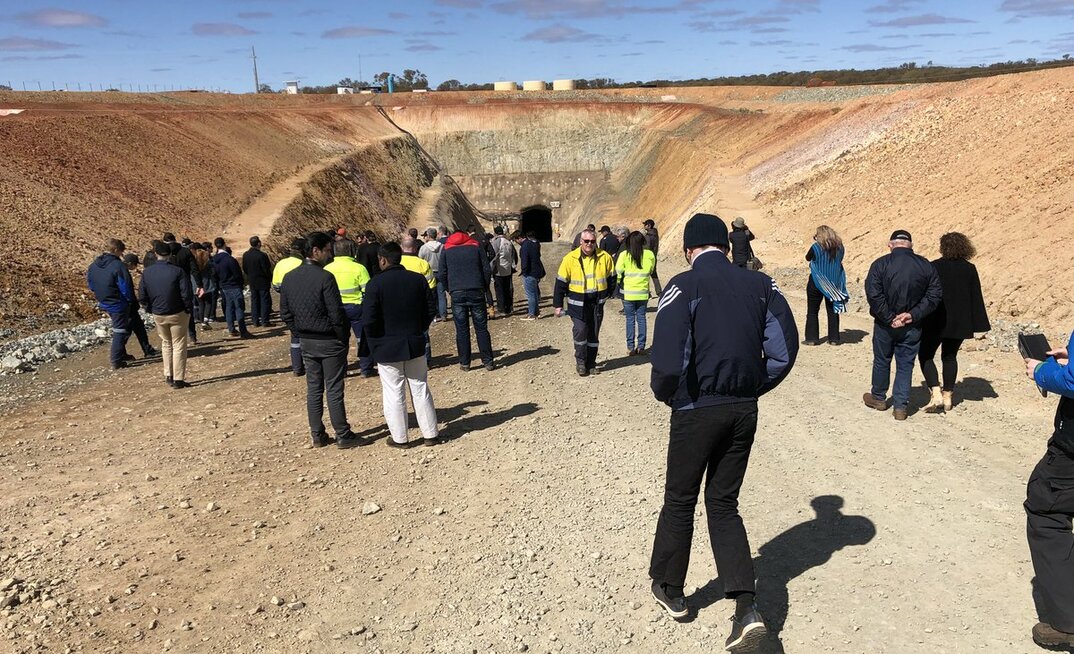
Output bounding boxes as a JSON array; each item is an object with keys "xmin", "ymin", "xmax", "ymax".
[{"xmin": 437, "ymin": 79, "xmax": 462, "ymax": 91}]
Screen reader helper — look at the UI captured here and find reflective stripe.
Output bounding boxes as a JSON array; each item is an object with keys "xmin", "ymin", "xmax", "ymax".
[
  {"xmin": 338, "ymin": 287, "xmax": 360, "ymax": 294},
  {"xmin": 567, "ymin": 298, "xmax": 585, "ymax": 306},
  {"xmin": 112, "ymin": 328, "xmax": 128, "ymax": 334},
  {"xmin": 587, "ymin": 342, "xmax": 599, "ymax": 347},
  {"xmin": 290, "ymin": 343, "xmax": 302, "ymax": 349},
  {"xmin": 622, "ymin": 272, "xmax": 649, "ymax": 278},
  {"xmin": 556, "ymin": 276, "xmax": 569, "ymax": 284}
]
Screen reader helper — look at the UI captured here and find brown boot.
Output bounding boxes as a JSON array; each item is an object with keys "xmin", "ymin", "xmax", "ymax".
[
  {"xmin": 924, "ymin": 386, "xmax": 944, "ymax": 413},
  {"xmin": 893, "ymin": 407, "xmax": 908, "ymax": 421},
  {"xmin": 942, "ymin": 390, "xmax": 953, "ymax": 412},
  {"xmin": 862, "ymin": 392, "xmax": 888, "ymax": 411},
  {"xmin": 1033, "ymin": 622, "xmax": 1074, "ymax": 649}
]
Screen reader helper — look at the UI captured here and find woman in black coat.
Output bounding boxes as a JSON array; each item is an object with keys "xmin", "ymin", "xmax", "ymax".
[{"xmin": 919, "ymin": 232, "xmax": 990, "ymax": 413}]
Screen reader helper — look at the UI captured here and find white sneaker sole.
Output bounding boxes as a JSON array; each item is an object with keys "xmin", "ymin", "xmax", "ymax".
[{"xmin": 725, "ymin": 621, "xmax": 767, "ymax": 652}]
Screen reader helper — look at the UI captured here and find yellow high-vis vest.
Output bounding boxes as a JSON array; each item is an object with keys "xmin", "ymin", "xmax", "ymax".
[{"xmin": 324, "ymin": 255, "xmax": 371, "ymax": 305}]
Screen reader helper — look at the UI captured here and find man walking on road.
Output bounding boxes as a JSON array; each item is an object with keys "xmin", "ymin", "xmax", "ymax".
[
  {"xmin": 212, "ymin": 238, "xmax": 253, "ymax": 338},
  {"xmin": 87, "ymin": 239, "xmax": 138, "ymax": 370},
  {"xmin": 324, "ymin": 238, "xmax": 375, "ymax": 377},
  {"xmin": 242, "ymin": 236, "xmax": 274, "ymax": 327},
  {"xmin": 490, "ymin": 225, "xmax": 517, "ymax": 317},
  {"xmin": 553, "ymin": 228, "xmax": 616, "ymax": 376},
  {"xmin": 280, "ymin": 232, "xmax": 368, "ymax": 450},
  {"xmin": 140, "ymin": 240, "xmax": 194, "ymax": 388},
  {"xmin": 439, "ymin": 228, "xmax": 495, "ymax": 371},
  {"xmin": 1023, "ymin": 332, "xmax": 1074, "ymax": 651},
  {"xmin": 518, "ymin": 231, "xmax": 546, "ymax": 320},
  {"xmin": 648, "ymin": 213, "xmax": 798, "ymax": 652},
  {"xmin": 419, "ymin": 227, "xmax": 447, "ymax": 321},
  {"xmin": 363, "ymin": 242, "xmax": 440, "ymax": 449},
  {"xmin": 122, "ymin": 253, "xmax": 158, "ymax": 360},
  {"xmin": 273, "ymin": 238, "xmax": 307, "ymax": 376},
  {"xmin": 862, "ymin": 230, "xmax": 941, "ymax": 420}
]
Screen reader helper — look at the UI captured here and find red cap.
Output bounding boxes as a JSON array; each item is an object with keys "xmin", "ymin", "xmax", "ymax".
[{"xmin": 336, "ymin": 227, "xmax": 347, "ymax": 236}]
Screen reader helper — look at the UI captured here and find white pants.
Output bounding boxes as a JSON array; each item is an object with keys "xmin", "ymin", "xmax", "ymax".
[{"xmin": 378, "ymin": 357, "xmax": 438, "ymax": 443}]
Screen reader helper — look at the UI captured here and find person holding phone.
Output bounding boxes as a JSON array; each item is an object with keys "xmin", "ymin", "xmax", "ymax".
[{"xmin": 1023, "ymin": 334, "xmax": 1074, "ymax": 650}]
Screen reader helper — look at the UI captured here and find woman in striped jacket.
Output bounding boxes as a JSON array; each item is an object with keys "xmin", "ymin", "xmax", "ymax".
[{"xmin": 804, "ymin": 225, "xmax": 849, "ymax": 346}]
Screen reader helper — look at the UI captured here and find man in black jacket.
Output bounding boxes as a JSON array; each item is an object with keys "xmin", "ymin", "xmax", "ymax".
[
  {"xmin": 863, "ymin": 230, "xmax": 942, "ymax": 421},
  {"xmin": 140, "ymin": 241, "xmax": 194, "ymax": 388},
  {"xmin": 212, "ymin": 238, "xmax": 252, "ymax": 338},
  {"xmin": 647, "ymin": 213, "xmax": 798, "ymax": 651},
  {"xmin": 643, "ymin": 219, "xmax": 663, "ymax": 295},
  {"xmin": 280, "ymin": 232, "xmax": 367, "ymax": 449},
  {"xmin": 163, "ymin": 232, "xmax": 203, "ymax": 344},
  {"xmin": 438, "ymin": 229, "xmax": 495, "ymax": 371},
  {"xmin": 242, "ymin": 236, "xmax": 274, "ymax": 327},
  {"xmin": 356, "ymin": 230, "xmax": 381, "ymax": 277},
  {"xmin": 363, "ymin": 243, "xmax": 440, "ymax": 449}
]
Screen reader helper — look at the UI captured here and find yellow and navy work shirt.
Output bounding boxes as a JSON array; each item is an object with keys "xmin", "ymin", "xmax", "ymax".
[
  {"xmin": 323, "ymin": 255, "xmax": 371, "ymax": 305},
  {"xmin": 615, "ymin": 249, "xmax": 656, "ymax": 302},
  {"xmin": 552, "ymin": 247, "xmax": 617, "ymax": 318},
  {"xmin": 400, "ymin": 254, "xmax": 436, "ymax": 289},
  {"xmin": 271, "ymin": 255, "xmax": 302, "ymax": 290}
]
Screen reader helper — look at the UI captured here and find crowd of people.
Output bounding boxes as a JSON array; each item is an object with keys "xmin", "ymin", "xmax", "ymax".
[{"xmin": 83, "ymin": 213, "xmax": 1074, "ymax": 653}]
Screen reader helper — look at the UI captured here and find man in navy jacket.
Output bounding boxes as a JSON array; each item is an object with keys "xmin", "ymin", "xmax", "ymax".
[
  {"xmin": 363, "ymin": 242, "xmax": 440, "ymax": 448},
  {"xmin": 438, "ymin": 229, "xmax": 495, "ymax": 371},
  {"xmin": 212, "ymin": 238, "xmax": 252, "ymax": 338},
  {"xmin": 87, "ymin": 239, "xmax": 137, "ymax": 370},
  {"xmin": 140, "ymin": 240, "xmax": 193, "ymax": 387},
  {"xmin": 648, "ymin": 213, "xmax": 798, "ymax": 651}
]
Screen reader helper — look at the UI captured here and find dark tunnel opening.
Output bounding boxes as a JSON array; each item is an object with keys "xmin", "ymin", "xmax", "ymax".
[{"xmin": 519, "ymin": 205, "xmax": 554, "ymax": 242}]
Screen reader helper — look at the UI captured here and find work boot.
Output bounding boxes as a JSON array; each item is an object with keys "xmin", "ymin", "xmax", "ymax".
[
  {"xmin": 725, "ymin": 606, "xmax": 767, "ymax": 652},
  {"xmin": 576, "ymin": 362, "xmax": 589, "ymax": 377},
  {"xmin": 311, "ymin": 433, "xmax": 332, "ymax": 448},
  {"xmin": 893, "ymin": 407, "xmax": 908, "ymax": 421},
  {"xmin": 1033, "ymin": 622, "xmax": 1074, "ymax": 650},
  {"xmin": 862, "ymin": 392, "xmax": 887, "ymax": 411},
  {"xmin": 924, "ymin": 386, "xmax": 944, "ymax": 413},
  {"xmin": 942, "ymin": 390, "xmax": 954, "ymax": 412}
]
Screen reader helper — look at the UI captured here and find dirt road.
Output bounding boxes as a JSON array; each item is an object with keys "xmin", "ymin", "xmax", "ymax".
[{"xmin": 0, "ymin": 261, "xmax": 1057, "ymax": 654}]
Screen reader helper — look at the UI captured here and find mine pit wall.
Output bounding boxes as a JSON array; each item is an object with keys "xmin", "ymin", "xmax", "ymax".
[{"xmin": 266, "ymin": 134, "xmax": 474, "ymax": 257}]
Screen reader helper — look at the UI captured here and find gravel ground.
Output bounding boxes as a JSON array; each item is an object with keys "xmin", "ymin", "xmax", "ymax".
[{"xmin": 770, "ymin": 85, "xmax": 918, "ymax": 104}]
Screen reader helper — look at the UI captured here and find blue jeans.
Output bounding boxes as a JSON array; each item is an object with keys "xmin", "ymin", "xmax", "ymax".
[
  {"xmin": 342, "ymin": 304, "xmax": 375, "ymax": 373},
  {"xmin": 623, "ymin": 299, "xmax": 648, "ymax": 350},
  {"xmin": 435, "ymin": 282, "xmax": 447, "ymax": 319},
  {"xmin": 451, "ymin": 289, "xmax": 493, "ymax": 366},
  {"xmin": 108, "ymin": 309, "xmax": 132, "ymax": 366},
  {"xmin": 221, "ymin": 288, "xmax": 246, "ymax": 333},
  {"xmin": 250, "ymin": 287, "xmax": 271, "ymax": 326},
  {"xmin": 522, "ymin": 276, "xmax": 541, "ymax": 317},
  {"xmin": 871, "ymin": 323, "xmax": 922, "ymax": 410}
]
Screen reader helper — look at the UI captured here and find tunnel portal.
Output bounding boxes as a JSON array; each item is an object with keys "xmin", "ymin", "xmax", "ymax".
[{"xmin": 520, "ymin": 205, "xmax": 553, "ymax": 242}]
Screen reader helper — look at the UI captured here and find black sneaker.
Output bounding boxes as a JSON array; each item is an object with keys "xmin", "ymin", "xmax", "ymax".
[
  {"xmin": 725, "ymin": 607, "xmax": 767, "ymax": 652},
  {"xmin": 239, "ymin": 331, "xmax": 255, "ymax": 339},
  {"xmin": 576, "ymin": 362, "xmax": 589, "ymax": 377},
  {"xmin": 483, "ymin": 361, "xmax": 497, "ymax": 372},
  {"xmin": 293, "ymin": 370, "xmax": 306, "ymax": 377},
  {"xmin": 336, "ymin": 434, "xmax": 369, "ymax": 449},
  {"xmin": 110, "ymin": 360, "xmax": 129, "ymax": 370},
  {"xmin": 165, "ymin": 376, "xmax": 174, "ymax": 387},
  {"xmin": 459, "ymin": 363, "xmax": 470, "ymax": 372},
  {"xmin": 386, "ymin": 439, "xmax": 414, "ymax": 450},
  {"xmin": 172, "ymin": 380, "xmax": 190, "ymax": 389},
  {"xmin": 311, "ymin": 433, "xmax": 332, "ymax": 448},
  {"xmin": 423, "ymin": 436, "xmax": 442, "ymax": 447},
  {"xmin": 359, "ymin": 370, "xmax": 378, "ymax": 378},
  {"xmin": 144, "ymin": 347, "xmax": 159, "ymax": 358},
  {"xmin": 651, "ymin": 582, "xmax": 688, "ymax": 621}
]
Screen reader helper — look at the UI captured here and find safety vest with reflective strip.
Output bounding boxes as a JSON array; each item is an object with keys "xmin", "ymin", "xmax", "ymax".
[
  {"xmin": 400, "ymin": 254, "xmax": 436, "ymax": 289},
  {"xmin": 271, "ymin": 255, "xmax": 302, "ymax": 289},
  {"xmin": 615, "ymin": 249, "xmax": 656, "ymax": 301},
  {"xmin": 553, "ymin": 247, "xmax": 617, "ymax": 317},
  {"xmin": 324, "ymin": 256, "xmax": 370, "ymax": 305}
]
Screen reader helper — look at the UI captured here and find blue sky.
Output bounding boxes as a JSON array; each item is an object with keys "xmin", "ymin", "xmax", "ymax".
[{"xmin": 1, "ymin": 1, "xmax": 1073, "ymax": 91}]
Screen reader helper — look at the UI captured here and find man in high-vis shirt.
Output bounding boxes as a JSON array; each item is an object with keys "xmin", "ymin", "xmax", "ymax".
[
  {"xmin": 553, "ymin": 228, "xmax": 617, "ymax": 377},
  {"xmin": 272, "ymin": 238, "xmax": 307, "ymax": 376},
  {"xmin": 325, "ymin": 238, "xmax": 374, "ymax": 377},
  {"xmin": 401, "ymin": 237, "xmax": 436, "ymax": 366}
]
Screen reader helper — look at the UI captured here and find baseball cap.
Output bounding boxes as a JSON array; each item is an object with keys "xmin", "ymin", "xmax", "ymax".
[{"xmin": 890, "ymin": 229, "xmax": 912, "ymax": 242}]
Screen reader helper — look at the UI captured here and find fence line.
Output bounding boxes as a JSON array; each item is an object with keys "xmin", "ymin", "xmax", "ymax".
[{"xmin": 0, "ymin": 81, "xmax": 239, "ymax": 93}]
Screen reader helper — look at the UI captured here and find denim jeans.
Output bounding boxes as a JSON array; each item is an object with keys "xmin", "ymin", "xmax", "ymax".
[
  {"xmin": 435, "ymin": 282, "xmax": 447, "ymax": 319},
  {"xmin": 622, "ymin": 299, "xmax": 648, "ymax": 350},
  {"xmin": 250, "ymin": 287, "xmax": 272, "ymax": 326},
  {"xmin": 522, "ymin": 276, "xmax": 541, "ymax": 317},
  {"xmin": 871, "ymin": 323, "xmax": 922, "ymax": 410},
  {"xmin": 450, "ymin": 289, "xmax": 493, "ymax": 366},
  {"xmin": 221, "ymin": 287, "xmax": 246, "ymax": 333},
  {"xmin": 342, "ymin": 303, "xmax": 374, "ymax": 373}
]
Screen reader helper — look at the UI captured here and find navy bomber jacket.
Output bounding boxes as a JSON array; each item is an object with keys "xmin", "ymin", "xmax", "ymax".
[{"xmin": 650, "ymin": 250, "xmax": 799, "ymax": 410}]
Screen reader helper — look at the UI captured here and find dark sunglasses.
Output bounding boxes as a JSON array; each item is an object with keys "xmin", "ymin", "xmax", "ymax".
[{"xmin": 581, "ymin": 239, "xmax": 596, "ymax": 244}]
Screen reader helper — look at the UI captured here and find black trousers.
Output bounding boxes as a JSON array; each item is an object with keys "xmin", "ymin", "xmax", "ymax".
[
  {"xmin": 1026, "ymin": 445, "xmax": 1074, "ymax": 632},
  {"xmin": 571, "ymin": 303, "xmax": 604, "ymax": 368},
  {"xmin": 300, "ymin": 337, "xmax": 351, "ymax": 439},
  {"xmin": 289, "ymin": 331, "xmax": 306, "ymax": 374},
  {"xmin": 805, "ymin": 276, "xmax": 840, "ymax": 343},
  {"xmin": 493, "ymin": 275, "xmax": 514, "ymax": 315},
  {"xmin": 650, "ymin": 402, "xmax": 758, "ymax": 594},
  {"xmin": 250, "ymin": 287, "xmax": 272, "ymax": 326},
  {"xmin": 919, "ymin": 334, "xmax": 963, "ymax": 391}
]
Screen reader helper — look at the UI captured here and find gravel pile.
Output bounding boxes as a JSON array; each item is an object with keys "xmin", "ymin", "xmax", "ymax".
[
  {"xmin": 771, "ymin": 85, "xmax": 917, "ymax": 104},
  {"xmin": 0, "ymin": 312, "xmax": 156, "ymax": 375}
]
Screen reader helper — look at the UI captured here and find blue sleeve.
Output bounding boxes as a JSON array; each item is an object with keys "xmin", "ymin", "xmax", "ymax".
[
  {"xmin": 1035, "ymin": 331, "xmax": 1074, "ymax": 398},
  {"xmin": 758, "ymin": 280, "xmax": 799, "ymax": 396},
  {"xmin": 650, "ymin": 282, "xmax": 690, "ymax": 404},
  {"xmin": 117, "ymin": 266, "xmax": 135, "ymax": 303}
]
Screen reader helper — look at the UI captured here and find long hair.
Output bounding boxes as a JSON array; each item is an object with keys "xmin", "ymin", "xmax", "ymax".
[
  {"xmin": 814, "ymin": 225, "xmax": 843, "ymax": 258},
  {"xmin": 939, "ymin": 232, "xmax": 975, "ymax": 260},
  {"xmin": 192, "ymin": 247, "xmax": 210, "ymax": 271},
  {"xmin": 626, "ymin": 230, "xmax": 646, "ymax": 268}
]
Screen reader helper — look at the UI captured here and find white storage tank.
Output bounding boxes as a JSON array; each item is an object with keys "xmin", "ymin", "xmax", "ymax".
[
  {"xmin": 493, "ymin": 81, "xmax": 518, "ymax": 91},
  {"xmin": 552, "ymin": 79, "xmax": 576, "ymax": 91},
  {"xmin": 522, "ymin": 80, "xmax": 547, "ymax": 91}
]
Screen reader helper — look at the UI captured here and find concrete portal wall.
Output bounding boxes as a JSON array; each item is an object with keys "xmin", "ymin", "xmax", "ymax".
[{"xmin": 453, "ymin": 171, "xmax": 608, "ymax": 215}]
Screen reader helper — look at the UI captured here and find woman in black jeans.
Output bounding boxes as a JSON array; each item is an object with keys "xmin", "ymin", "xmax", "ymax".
[
  {"xmin": 919, "ymin": 232, "xmax": 990, "ymax": 412},
  {"xmin": 803, "ymin": 225, "xmax": 849, "ymax": 345}
]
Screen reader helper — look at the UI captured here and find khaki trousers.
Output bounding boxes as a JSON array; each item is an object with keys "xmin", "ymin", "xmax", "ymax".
[{"xmin": 154, "ymin": 312, "xmax": 189, "ymax": 381}]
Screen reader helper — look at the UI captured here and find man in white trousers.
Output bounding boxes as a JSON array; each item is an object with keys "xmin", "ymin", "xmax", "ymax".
[{"xmin": 361, "ymin": 242, "xmax": 441, "ymax": 448}]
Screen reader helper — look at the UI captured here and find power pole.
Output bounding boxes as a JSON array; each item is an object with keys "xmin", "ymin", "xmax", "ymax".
[
  {"xmin": 358, "ymin": 53, "xmax": 363, "ymax": 87},
  {"xmin": 251, "ymin": 46, "xmax": 259, "ymax": 93}
]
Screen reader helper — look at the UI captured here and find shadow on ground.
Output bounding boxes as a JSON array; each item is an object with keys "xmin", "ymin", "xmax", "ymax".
[{"xmin": 686, "ymin": 495, "xmax": 876, "ymax": 653}]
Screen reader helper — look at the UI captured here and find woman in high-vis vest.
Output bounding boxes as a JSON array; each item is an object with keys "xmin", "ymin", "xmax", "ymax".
[{"xmin": 616, "ymin": 231, "xmax": 657, "ymax": 355}]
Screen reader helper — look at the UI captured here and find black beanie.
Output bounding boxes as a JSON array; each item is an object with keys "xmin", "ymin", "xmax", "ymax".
[{"xmin": 683, "ymin": 213, "xmax": 729, "ymax": 249}]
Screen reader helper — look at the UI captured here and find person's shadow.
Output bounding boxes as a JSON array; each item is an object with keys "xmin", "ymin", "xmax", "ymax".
[{"xmin": 689, "ymin": 495, "xmax": 875, "ymax": 651}]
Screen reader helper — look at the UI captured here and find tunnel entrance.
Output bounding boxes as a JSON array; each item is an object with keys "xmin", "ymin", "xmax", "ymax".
[{"xmin": 520, "ymin": 205, "xmax": 553, "ymax": 242}]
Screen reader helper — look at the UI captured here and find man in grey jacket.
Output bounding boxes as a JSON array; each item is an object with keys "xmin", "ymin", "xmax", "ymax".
[
  {"xmin": 419, "ymin": 227, "xmax": 447, "ymax": 321},
  {"xmin": 490, "ymin": 225, "xmax": 517, "ymax": 317}
]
